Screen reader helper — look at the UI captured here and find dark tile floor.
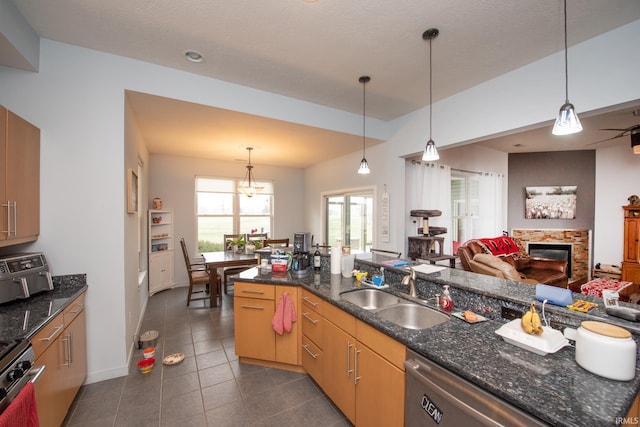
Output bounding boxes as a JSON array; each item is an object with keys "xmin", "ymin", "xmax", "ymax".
[{"xmin": 62, "ymin": 287, "xmax": 350, "ymax": 427}]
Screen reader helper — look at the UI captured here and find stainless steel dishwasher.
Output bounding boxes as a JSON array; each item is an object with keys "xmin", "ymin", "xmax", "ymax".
[{"xmin": 405, "ymin": 349, "xmax": 548, "ymax": 426}]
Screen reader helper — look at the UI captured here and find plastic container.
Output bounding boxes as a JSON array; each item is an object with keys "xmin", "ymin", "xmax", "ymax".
[
  {"xmin": 137, "ymin": 358, "xmax": 155, "ymax": 374},
  {"xmin": 440, "ymin": 285, "xmax": 453, "ymax": 312},
  {"xmin": 143, "ymin": 347, "xmax": 155, "ymax": 359}
]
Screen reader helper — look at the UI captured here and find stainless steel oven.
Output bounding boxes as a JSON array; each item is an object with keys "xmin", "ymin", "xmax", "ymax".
[
  {"xmin": 405, "ymin": 349, "xmax": 548, "ymax": 426},
  {"xmin": 0, "ymin": 339, "xmax": 45, "ymax": 415},
  {"xmin": 0, "ymin": 253, "xmax": 53, "ymax": 305}
]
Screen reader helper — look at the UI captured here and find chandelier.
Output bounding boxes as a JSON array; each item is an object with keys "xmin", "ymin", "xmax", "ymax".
[{"xmin": 238, "ymin": 147, "xmax": 263, "ymax": 197}]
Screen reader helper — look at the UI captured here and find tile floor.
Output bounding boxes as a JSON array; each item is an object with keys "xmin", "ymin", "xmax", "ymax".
[{"xmin": 62, "ymin": 287, "xmax": 350, "ymax": 427}]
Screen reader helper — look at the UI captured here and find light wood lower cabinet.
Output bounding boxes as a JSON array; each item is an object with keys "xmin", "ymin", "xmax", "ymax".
[
  {"xmin": 32, "ymin": 293, "xmax": 87, "ymax": 427},
  {"xmin": 234, "ymin": 282, "xmax": 300, "ymax": 366},
  {"xmin": 301, "ymin": 289, "xmax": 324, "ymax": 387},
  {"xmin": 320, "ymin": 298, "xmax": 406, "ymax": 426}
]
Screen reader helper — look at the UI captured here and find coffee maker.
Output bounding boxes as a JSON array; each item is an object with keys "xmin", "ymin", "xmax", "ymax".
[
  {"xmin": 292, "ymin": 232, "xmax": 312, "ymax": 271},
  {"xmin": 293, "ymin": 232, "xmax": 312, "ymax": 253}
]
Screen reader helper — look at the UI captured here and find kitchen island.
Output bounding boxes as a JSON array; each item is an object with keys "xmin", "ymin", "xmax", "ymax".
[{"xmin": 234, "ymin": 256, "xmax": 640, "ymax": 426}]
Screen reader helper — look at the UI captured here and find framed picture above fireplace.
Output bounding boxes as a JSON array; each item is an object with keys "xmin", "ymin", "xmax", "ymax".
[{"xmin": 525, "ymin": 185, "xmax": 577, "ymax": 219}]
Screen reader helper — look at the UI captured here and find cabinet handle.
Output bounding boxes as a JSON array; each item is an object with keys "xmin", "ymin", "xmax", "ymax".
[
  {"xmin": 346, "ymin": 342, "xmax": 353, "ymax": 377},
  {"xmin": 39, "ymin": 324, "xmax": 64, "ymax": 342},
  {"xmin": 241, "ymin": 289, "xmax": 265, "ymax": 294},
  {"xmin": 16, "ymin": 277, "xmax": 30, "ymax": 298},
  {"xmin": 302, "ymin": 344, "xmax": 319, "ymax": 359},
  {"xmin": 302, "ymin": 312, "xmax": 318, "ymax": 324},
  {"xmin": 70, "ymin": 303, "xmax": 84, "ymax": 315},
  {"xmin": 63, "ymin": 333, "xmax": 72, "ymax": 367},
  {"xmin": 2, "ymin": 201, "xmax": 11, "ymax": 235},
  {"xmin": 354, "ymin": 348, "xmax": 362, "ymax": 385},
  {"xmin": 302, "ymin": 296, "xmax": 318, "ymax": 307},
  {"xmin": 12, "ymin": 201, "xmax": 16, "ymax": 236},
  {"xmin": 240, "ymin": 304, "xmax": 265, "ymax": 310}
]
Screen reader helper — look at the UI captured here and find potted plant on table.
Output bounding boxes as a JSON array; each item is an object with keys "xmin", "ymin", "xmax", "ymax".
[{"xmin": 226, "ymin": 235, "xmax": 246, "ymax": 253}]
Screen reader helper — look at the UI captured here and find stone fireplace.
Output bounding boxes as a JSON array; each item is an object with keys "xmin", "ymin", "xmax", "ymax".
[{"xmin": 511, "ymin": 229, "xmax": 591, "ymax": 284}]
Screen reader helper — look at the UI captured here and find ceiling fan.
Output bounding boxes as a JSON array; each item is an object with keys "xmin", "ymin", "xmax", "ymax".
[{"xmin": 587, "ymin": 123, "xmax": 640, "ymax": 147}]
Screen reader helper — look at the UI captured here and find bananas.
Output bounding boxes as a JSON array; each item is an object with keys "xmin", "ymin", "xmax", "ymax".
[{"xmin": 521, "ymin": 303, "xmax": 543, "ymax": 335}]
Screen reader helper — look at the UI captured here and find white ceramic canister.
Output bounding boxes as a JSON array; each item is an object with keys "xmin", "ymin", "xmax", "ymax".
[{"xmin": 565, "ymin": 321, "xmax": 637, "ymax": 381}]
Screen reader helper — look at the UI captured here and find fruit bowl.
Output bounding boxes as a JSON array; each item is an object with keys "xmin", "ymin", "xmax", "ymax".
[{"xmin": 137, "ymin": 357, "xmax": 155, "ymax": 374}]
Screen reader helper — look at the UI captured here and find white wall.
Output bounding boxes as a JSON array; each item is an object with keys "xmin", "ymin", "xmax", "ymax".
[
  {"xmin": 148, "ymin": 153, "xmax": 305, "ymax": 287},
  {"xmin": 0, "ymin": 19, "xmax": 637, "ymax": 384}
]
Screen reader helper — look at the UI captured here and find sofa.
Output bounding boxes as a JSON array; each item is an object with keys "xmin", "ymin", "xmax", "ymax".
[{"xmin": 457, "ymin": 237, "xmax": 569, "ymax": 288}]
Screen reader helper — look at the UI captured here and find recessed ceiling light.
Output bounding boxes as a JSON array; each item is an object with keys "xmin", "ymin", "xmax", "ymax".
[{"xmin": 185, "ymin": 50, "xmax": 203, "ymax": 63}]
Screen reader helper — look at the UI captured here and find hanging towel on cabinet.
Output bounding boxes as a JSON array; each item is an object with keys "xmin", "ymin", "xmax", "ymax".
[{"xmin": 272, "ymin": 292, "xmax": 297, "ymax": 334}]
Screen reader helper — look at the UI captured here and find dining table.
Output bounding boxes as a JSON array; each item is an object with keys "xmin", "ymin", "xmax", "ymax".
[{"xmin": 201, "ymin": 251, "xmax": 259, "ymax": 306}]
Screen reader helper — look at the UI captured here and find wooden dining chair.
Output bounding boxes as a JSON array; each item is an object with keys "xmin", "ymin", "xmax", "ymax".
[
  {"xmin": 222, "ymin": 234, "xmax": 255, "ymax": 294},
  {"xmin": 264, "ymin": 238, "xmax": 290, "ymax": 247},
  {"xmin": 180, "ymin": 238, "xmax": 221, "ymax": 306}
]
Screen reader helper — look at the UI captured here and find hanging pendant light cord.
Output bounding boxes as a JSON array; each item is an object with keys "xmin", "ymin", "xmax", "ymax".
[
  {"xmin": 429, "ymin": 35, "xmax": 433, "ymax": 141},
  {"xmin": 362, "ymin": 79, "xmax": 366, "ymax": 157},
  {"xmin": 562, "ymin": 0, "xmax": 569, "ymax": 104}
]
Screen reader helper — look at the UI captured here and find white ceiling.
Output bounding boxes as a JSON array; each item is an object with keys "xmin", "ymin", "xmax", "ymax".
[{"xmin": 5, "ymin": 0, "xmax": 640, "ymax": 167}]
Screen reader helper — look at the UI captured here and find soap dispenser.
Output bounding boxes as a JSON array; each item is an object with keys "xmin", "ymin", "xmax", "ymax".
[{"xmin": 440, "ymin": 285, "xmax": 453, "ymax": 312}]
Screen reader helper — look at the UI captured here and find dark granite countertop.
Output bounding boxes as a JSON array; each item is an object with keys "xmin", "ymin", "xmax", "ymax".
[
  {"xmin": 237, "ymin": 257, "xmax": 640, "ymax": 427},
  {"xmin": 0, "ymin": 274, "xmax": 87, "ymax": 341}
]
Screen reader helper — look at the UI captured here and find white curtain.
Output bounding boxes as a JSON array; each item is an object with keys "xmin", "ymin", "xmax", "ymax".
[
  {"xmin": 474, "ymin": 172, "xmax": 504, "ymax": 237},
  {"xmin": 405, "ymin": 160, "xmax": 452, "ymax": 253}
]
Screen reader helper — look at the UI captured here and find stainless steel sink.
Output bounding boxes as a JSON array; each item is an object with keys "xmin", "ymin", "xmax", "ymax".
[
  {"xmin": 340, "ymin": 288, "xmax": 402, "ymax": 310},
  {"xmin": 376, "ymin": 303, "xmax": 450, "ymax": 330},
  {"xmin": 340, "ymin": 288, "xmax": 449, "ymax": 330}
]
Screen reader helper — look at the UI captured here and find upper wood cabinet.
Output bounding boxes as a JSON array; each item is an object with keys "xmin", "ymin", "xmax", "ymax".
[{"xmin": 0, "ymin": 106, "xmax": 40, "ymax": 246}]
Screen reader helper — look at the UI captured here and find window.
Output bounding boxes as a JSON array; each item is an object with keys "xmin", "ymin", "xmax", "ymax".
[
  {"xmin": 196, "ymin": 177, "xmax": 273, "ymax": 252},
  {"xmin": 451, "ymin": 173, "xmax": 480, "ymax": 249},
  {"xmin": 324, "ymin": 190, "xmax": 374, "ymax": 253}
]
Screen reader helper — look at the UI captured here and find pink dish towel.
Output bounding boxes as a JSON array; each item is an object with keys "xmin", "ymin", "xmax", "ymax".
[
  {"xmin": 0, "ymin": 382, "xmax": 39, "ymax": 427},
  {"xmin": 272, "ymin": 292, "xmax": 297, "ymax": 335}
]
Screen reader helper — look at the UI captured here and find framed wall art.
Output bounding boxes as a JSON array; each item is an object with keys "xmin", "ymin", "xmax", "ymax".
[
  {"xmin": 525, "ymin": 185, "xmax": 577, "ymax": 219},
  {"xmin": 127, "ymin": 168, "xmax": 138, "ymax": 214}
]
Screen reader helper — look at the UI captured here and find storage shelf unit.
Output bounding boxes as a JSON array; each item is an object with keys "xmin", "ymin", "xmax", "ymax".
[{"xmin": 148, "ymin": 209, "xmax": 174, "ymax": 295}]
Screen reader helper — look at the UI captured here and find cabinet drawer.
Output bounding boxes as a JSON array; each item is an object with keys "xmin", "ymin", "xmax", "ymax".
[
  {"xmin": 301, "ymin": 335, "xmax": 323, "ymax": 387},
  {"xmin": 301, "ymin": 289, "xmax": 323, "ymax": 315},
  {"xmin": 301, "ymin": 309, "xmax": 323, "ymax": 347},
  {"xmin": 234, "ymin": 281, "xmax": 274, "ymax": 300},
  {"xmin": 63, "ymin": 293, "xmax": 85, "ymax": 325},
  {"xmin": 31, "ymin": 313, "xmax": 65, "ymax": 358}
]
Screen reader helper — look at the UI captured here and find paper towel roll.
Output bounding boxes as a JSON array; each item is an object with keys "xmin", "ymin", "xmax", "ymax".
[{"xmin": 331, "ymin": 247, "xmax": 342, "ymax": 274}]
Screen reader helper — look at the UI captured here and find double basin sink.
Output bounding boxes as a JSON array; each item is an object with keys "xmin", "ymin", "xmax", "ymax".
[{"xmin": 340, "ymin": 288, "xmax": 449, "ymax": 330}]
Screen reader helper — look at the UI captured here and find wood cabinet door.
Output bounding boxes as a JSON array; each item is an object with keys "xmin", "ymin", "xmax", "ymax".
[
  {"xmin": 301, "ymin": 334, "xmax": 323, "ymax": 388},
  {"xmin": 34, "ymin": 335, "xmax": 67, "ymax": 427},
  {"xmin": 322, "ymin": 319, "xmax": 356, "ymax": 423},
  {"xmin": 234, "ymin": 296, "xmax": 275, "ymax": 360},
  {"xmin": 624, "ymin": 216, "xmax": 640, "ymax": 263},
  {"xmin": 274, "ymin": 285, "xmax": 299, "ymax": 365},
  {"xmin": 62, "ymin": 310, "xmax": 87, "ymax": 409},
  {"xmin": 5, "ymin": 110, "xmax": 39, "ymax": 241},
  {"xmin": 355, "ymin": 343, "xmax": 405, "ymax": 427}
]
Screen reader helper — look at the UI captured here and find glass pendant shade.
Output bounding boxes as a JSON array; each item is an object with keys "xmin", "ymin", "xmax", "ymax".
[
  {"xmin": 552, "ymin": 102, "xmax": 582, "ymax": 136},
  {"xmin": 358, "ymin": 157, "xmax": 370, "ymax": 174},
  {"xmin": 422, "ymin": 139, "xmax": 439, "ymax": 161}
]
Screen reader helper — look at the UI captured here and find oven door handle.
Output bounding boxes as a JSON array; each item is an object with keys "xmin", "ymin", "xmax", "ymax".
[{"xmin": 28, "ymin": 365, "xmax": 46, "ymax": 384}]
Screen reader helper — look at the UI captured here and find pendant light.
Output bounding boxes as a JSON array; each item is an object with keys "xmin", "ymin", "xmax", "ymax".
[
  {"xmin": 357, "ymin": 76, "xmax": 371, "ymax": 174},
  {"xmin": 422, "ymin": 28, "xmax": 440, "ymax": 161},
  {"xmin": 552, "ymin": 0, "xmax": 582, "ymax": 136},
  {"xmin": 238, "ymin": 147, "xmax": 264, "ymax": 197}
]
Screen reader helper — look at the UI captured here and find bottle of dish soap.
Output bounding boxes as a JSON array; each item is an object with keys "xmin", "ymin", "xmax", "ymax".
[{"xmin": 440, "ymin": 285, "xmax": 453, "ymax": 312}]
